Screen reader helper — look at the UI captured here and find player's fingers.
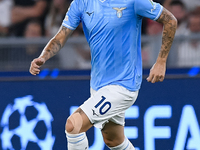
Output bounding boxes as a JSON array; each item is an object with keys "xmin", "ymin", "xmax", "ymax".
[
  {"xmin": 31, "ymin": 70, "xmax": 40, "ymax": 75},
  {"xmin": 30, "ymin": 58, "xmax": 45, "ymax": 75},
  {"xmin": 159, "ymin": 75, "xmax": 165, "ymax": 82},
  {"xmin": 153, "ymin": 75, "xmax": 165, "ymax": 83},
  {"xmin": 29, "ymin": 65, "xmax": 38, "ymax": 74},
  {"xmin": 151, "ymin": 75, "xmax": 158, "ymax": 83},
  {"xmin": 30, "ymin": 69, "xmax": 37, "ymax": 76},
  {"xmin": 32, "ymin": 68, "xmax": 40, "ymax": 73},
  {"xmin": 147, "ymin": 74, "xmax": 154, "ymax": 82},
  {"xmin": 31, "ymin": 58, "xmax": 45, "ymax": 68},
  {"xmin": 30, "ymin": 62, "xmax": 37, "ymax": 75},
  {"xmin": 30, "ymin": 67, "xmax": 40, "ymax": 75},
  {"xmin": 32, "ymin": 62, "xmax": 40, "ymax": 68},
  {"xmin": 34, "ymin": 70, "xmax": 40, "ymax": 75},
  {"xmin": 30, "ymin": 70, "xmax": 36, "ymax": 75}
]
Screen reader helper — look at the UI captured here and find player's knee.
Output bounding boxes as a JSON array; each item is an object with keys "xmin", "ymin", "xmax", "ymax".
[
  {"xmin": 65, "ymin": 113, "xmax": 83, "ymax": 134},
  {"xmin": 103, "ymin": 137, "xmax": 116, "ymax": 147},
  {"xmin": 103, "ymin": 134, "xmax": 120, "ymax": 147},
  {"xmin": 102, "ymin": 134, "xmax": 123, "ymax": 147},
  {"xmin": 65, "ymin": 118, "xmax": 74, "ymax": 133}
]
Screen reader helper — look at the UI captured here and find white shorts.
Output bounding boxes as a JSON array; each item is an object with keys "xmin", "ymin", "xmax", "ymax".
[{"xmin": 80, "ymin": 85, "xmax": 138, "ymax": 129}]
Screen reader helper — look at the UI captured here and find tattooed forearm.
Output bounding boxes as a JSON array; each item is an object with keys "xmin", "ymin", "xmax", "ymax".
[
  {"xmin": 156, "ymin": 8, "xmax": 177, "ymax": 59},
  {"xmin": 40, "ymin": 26, "xmax": 73, "ymax": 61},
  {"xmin": 42, "ymin": 39, "xmax": 62, "ymax": 60}
]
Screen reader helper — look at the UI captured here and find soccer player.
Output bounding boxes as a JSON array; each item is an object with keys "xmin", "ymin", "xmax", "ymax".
[{"xmin": 29, "ymin": 0, "xmax": 177, "ymax": 149}]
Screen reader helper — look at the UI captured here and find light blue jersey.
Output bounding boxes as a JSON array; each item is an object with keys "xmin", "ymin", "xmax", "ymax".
[{"xmin": 62, "ymin": 0, "xmax": 163, "ymax": 91}]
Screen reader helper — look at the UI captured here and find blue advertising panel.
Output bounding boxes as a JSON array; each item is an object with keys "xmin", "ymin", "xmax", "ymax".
[{"xmin": 0, "ymin": 77, "xmax": 200, "ymax": 150}]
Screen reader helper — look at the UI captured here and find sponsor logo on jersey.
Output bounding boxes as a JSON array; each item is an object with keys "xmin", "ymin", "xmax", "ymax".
[
  {"xmin": 92, "ymin": 109, "xmax": 99, "ymax": 116},
  {"xmin": 112, "ymin": 7, "xmax": 127, "ymax": 18},
  {"xmin": 86, "ymin": 11, "xmax": 94, "ymax": 16}
]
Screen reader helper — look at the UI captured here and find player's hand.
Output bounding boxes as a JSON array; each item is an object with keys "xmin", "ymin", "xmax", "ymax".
[
  {"xmin": 29, "ymin": 58, "xmax": 45, "ymax": 75},
  {"xmin": 147, "ymin": 62, "xmax": 166, "ymax": 83}
]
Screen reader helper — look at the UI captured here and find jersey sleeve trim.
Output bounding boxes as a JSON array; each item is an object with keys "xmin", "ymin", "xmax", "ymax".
[
  {"xmin": 153, "ymin": 5, "xmax": 163, "ymax": 21},
  {"xmin": 62, "ymin": 23, "xmax": 76, "ymax": 30}
]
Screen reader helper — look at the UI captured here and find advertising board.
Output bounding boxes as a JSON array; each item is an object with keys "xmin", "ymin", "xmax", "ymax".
[{"xmin": 0, "ymin": 77, "xmax": 199, "ymax": 150}]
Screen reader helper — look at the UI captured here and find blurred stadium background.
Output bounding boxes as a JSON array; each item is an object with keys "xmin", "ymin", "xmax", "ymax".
[{"xmin": 1, "ymin": 34, "xmax": 200, "ymax": 71}]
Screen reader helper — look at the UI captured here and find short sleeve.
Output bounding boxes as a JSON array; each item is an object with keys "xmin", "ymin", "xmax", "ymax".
[
  {"xmin": 134, "ymin": 0, "xmax": 163, "ymax": 21},
  {"xmin": 62, "ymin": 0, "xmax": 83, "ymax": 30}
]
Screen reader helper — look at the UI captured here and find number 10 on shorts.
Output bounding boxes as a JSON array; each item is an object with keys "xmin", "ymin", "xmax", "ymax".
[{"xmin": 94, "ymin": 96, "xmax": 111, "ymax": 115}]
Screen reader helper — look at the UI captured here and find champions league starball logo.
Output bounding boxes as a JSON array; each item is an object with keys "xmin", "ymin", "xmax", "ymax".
[{"xmin": 0, "ymin": 95, "xmax": 55, "ymax": 149}]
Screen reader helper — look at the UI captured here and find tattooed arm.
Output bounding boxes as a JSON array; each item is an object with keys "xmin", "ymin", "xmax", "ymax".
[
  {"xmin": 156, "ymin": 8, "xmax": 177, "ymax": 59},
  {"xmin": 147, "ymin": 8, "xmax": 177, "ymax": 83},
  {"xmin": 29, "ymin": 26, "xmax": 73, "ymax": 75}
]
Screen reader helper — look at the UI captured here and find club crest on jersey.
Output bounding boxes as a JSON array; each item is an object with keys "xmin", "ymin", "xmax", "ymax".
[{"xmin": 112, "ymin": 7, "xmax": 127, "ymax": 18}]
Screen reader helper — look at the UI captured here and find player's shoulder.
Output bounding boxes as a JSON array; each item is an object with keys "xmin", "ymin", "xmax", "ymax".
[
  {"xmin": 70, "ymin": 0, "xmax": 87, "ymax": 9},
  {"xmin": 75, "ymin": 0, "xmax": 89, "ymax": 4},
  {"xmin": 134, "ymin": 0, "xmax": 158, "ymax": 10},
  {"xmin": 134, "ymin": 0, "xmax": 152, "ymax": 5},
  {"xmin": 71, "ymin": 0, "xmax": 86, "ymax": 5}
]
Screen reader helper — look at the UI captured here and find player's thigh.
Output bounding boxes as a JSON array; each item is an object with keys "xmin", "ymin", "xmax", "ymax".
[{"xmin": 101, "ymin": 121, "xmax": 125, "ymax": 147}]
